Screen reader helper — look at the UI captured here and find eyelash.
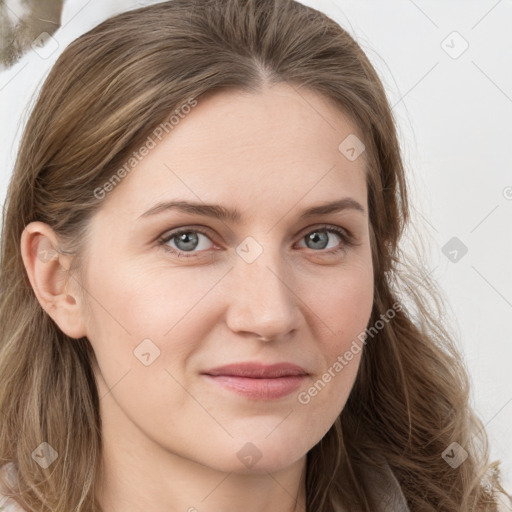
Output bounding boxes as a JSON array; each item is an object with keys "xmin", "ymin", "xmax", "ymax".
[{"xmin": 157, "ymin": 224, "xmax": 357, "ymax": 259}]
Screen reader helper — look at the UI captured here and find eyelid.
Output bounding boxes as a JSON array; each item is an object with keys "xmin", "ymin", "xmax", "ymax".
[
  {"xmin": 297, "ymin": 223, "xmax": 352, "ymax": 240},
  {"xmin": 158, "ymin": 223, "xmax": 354, "ymax": 242},
  {"xmin": 157, "ymin": 225, "xmax": 218, "ymax": 250},
  {"xmin": 157, "ymin": 223, "xmax": 358, "ymax": 257}
]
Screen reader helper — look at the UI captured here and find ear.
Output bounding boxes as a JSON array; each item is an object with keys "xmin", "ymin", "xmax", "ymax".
[{"xmin": 20, "ymin": 221, "xmax": 87, "ymax": 339}]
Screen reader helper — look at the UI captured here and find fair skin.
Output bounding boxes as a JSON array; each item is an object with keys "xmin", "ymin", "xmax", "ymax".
[{"xmin": 20, "ymin": 83, "xmax": 374, "ymax": 512}]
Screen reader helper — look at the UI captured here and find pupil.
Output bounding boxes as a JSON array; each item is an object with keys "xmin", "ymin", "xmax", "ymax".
[
  {"xmin": 176, "ymin": 232, "xmax": 198, "ymax": 251},
  {"xmin": 308, "ymin": 231, "xmax": 328, "ymax": 250}
]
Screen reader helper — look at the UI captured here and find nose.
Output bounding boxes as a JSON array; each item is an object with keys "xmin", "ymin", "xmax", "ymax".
[{"xmin": 224, "ymin": 246, "xmax": 301, "ymax": 342}]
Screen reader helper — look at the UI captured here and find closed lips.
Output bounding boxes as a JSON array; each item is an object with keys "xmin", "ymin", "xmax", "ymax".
[{"xmin": 202, "ymin": 363, "xmax": 308, "ymax": 378}]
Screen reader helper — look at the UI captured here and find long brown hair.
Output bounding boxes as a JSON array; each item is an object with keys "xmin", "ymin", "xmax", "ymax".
[{"xmin": 0, "ymin": 0, "xmax": 507, "ymax": 510}]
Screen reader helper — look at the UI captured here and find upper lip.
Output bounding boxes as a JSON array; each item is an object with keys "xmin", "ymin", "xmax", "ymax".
[{"xmin": 202, "ymin": 362, "xmax": 308, "ymax": 378}]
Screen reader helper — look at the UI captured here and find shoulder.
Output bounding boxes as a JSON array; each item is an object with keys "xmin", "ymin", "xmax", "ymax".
[
  {"xmin": 347, "ymin": 460, "xmax": 410, "ymax": 512},
  {"xmin": 0, "ymin": 463, "xmax": 26, "ymax": 512},
  {"xmin": 361, "ymin": 461, "xmax": 512, "ymax": 512}
]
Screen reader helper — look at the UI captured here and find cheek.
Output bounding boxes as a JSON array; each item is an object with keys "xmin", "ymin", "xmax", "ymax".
[
  {"xmin": 310, "ymin": 258, "xmax": 374, "ymax": 347},
  {"xmin": 83, "ymin": 254, "xmax": 209, "ymax": 336},
  {"xmin": 81, "ymin": 258, "xmax": 223, "ymax": 384},
  {"xmin": 296, "ymin": 260, "xmax": 373, "ymax": 419},
  {"xmin": 81, "ymin": 261, "xmax": 211, "ymax": 430}
]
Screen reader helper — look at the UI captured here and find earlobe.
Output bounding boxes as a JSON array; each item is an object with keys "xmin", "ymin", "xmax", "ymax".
[{"xmin": 20, "ymin": 221, "xmax": 87, "ymax": 339}]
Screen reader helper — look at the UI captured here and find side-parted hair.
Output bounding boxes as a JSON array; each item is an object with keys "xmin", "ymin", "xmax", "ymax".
[{"xmin": 0, "ymin": 1, "xmax": 507, "ymax": 510}]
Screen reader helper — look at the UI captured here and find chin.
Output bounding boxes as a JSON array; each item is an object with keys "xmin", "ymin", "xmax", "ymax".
[{"xmin": 215, "ymin": 434, "xmax": 312, "ymax": 475}]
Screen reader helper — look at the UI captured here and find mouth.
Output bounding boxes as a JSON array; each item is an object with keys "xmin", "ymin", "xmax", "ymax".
[{"xmin": 201, "ymin": 362, "xmax": 309, "ymax": 400}]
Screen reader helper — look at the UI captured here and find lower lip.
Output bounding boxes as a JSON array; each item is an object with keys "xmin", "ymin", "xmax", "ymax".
[{"xmin": 203, "ymin": 375, "xmax": 307, "ymax": 400}]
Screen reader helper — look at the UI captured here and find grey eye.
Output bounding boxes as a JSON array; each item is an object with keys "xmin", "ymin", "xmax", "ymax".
[
  {"xmin": 304, "ymin": 230, "xmax": 330, "ymax": 250},
  {"xmin": 173, "ymin": 232, "xmax": 200, "ymax": 251}
]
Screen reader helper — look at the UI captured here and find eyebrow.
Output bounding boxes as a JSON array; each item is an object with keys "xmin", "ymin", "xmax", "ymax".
[{"xmin": 137, "ymin": 197, "xmax": 365, "ymax": 223}]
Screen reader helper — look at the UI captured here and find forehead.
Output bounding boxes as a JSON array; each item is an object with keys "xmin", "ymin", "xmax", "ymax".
[{"xmin": 98, "ymin": 83, "xmax": 368, "ymax": 221}]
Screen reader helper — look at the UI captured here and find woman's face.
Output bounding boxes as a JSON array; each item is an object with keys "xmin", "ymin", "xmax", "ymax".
[{"xmin": 78, "ymin": 83, "xmax": 374, "ymax": 473}]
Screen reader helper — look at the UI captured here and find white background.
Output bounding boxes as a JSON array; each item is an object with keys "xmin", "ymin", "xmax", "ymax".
[{"xmin": 1, "ymin": 0, "xmax": 511, "ymax": 494}]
